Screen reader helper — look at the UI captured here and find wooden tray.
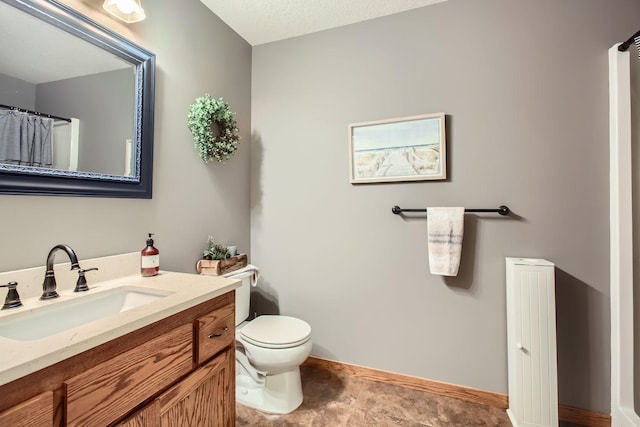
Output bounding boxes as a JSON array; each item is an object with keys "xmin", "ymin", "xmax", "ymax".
[{"xmin": 196, "ymin": 254, "xmax": 247, "ymax": 276}]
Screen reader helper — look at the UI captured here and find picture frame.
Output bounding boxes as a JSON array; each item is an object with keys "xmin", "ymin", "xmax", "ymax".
[{"xmin": 349, "ymin": 113, "xmax": 446, "ymax": 184}]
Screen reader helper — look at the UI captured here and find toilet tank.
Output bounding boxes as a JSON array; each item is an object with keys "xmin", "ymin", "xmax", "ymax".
[{"xmin": 223, "ymin": 270, "xmax": 253, "ymax": 326}]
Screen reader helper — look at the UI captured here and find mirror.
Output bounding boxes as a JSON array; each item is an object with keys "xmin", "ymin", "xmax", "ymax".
[{"xmin": 0, "ymin": 0, "xmax": 155, "ymax": 198}]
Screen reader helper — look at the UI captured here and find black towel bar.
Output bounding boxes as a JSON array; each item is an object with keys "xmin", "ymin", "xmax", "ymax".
[{"xmin": 392, "ymin": 206, "xmax": 510, "ymax": 216}]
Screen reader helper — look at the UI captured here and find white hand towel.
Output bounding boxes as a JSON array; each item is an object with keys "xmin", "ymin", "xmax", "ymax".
[{"xmin": 427, "ymin": 207, "xmax": 465, "ymax": 276}]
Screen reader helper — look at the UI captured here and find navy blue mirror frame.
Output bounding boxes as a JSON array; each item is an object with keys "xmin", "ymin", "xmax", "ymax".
[{"xmin": 0, "ymin": 0, "xmax": 155, "ymax": 198}]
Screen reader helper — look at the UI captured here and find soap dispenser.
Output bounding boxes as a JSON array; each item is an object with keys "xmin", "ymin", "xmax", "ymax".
[{"xmin": 141, "ymin": 233, "xmax": 159, "ymax": 277}]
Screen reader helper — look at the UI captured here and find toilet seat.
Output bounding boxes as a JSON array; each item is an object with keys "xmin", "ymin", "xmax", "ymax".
[{"xmin": 239, "ymin": 315, "xmax": 311, "ymax": 349}]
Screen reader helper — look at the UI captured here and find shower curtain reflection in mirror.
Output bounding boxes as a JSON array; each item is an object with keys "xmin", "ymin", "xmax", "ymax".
[
  {"xmin": 0, "ymin": 109, "xmax": 80, "ymax": 170},
  {"xmin": 0, "ymin": 109, "xmax": 53, "ymax": 167}
]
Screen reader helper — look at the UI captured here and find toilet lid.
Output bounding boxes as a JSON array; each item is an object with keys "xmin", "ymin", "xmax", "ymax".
[{"xmin": 239, "ymin": 315, "xmax": 311, "ymax": 349}]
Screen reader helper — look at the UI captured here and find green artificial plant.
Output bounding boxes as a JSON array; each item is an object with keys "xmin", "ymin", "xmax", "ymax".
[
  {"xmin": 187, "ymin": 94, "xmax": 239, "ymax": 164},
  {"xmin": 202, "ymin": 235, "xmax": 230, "ymax": 260}
]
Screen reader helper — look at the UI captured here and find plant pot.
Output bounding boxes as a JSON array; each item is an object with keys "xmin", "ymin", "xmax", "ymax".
[{"xmin": 196, "ymin": 254, "xmax": 247, "ymax": 276}]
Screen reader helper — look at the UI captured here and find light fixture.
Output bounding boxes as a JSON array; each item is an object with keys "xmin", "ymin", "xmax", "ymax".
[{"xmin": 102, "ymin": 0, "xmax": 146, "ymax": 23}]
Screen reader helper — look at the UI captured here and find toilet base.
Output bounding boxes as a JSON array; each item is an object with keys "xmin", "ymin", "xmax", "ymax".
[{"xmin": 236, "ymin": 366, "xmax": 304, "ymax": 414}]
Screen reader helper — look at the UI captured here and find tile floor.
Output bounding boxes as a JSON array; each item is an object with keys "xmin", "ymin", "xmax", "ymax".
[{"xmin": 236, "ymin": 365, "xmax": 513, "ymax": 426}]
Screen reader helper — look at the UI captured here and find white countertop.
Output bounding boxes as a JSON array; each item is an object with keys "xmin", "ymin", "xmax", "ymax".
[{"xmin": 0, "ymin": 270, "xmax": 239, "ymax": 386}]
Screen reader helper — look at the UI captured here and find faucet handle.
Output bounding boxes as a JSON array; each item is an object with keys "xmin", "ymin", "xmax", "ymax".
[
  {"xmin": 74, "ymin": 268, "xmax": 99, "ymax": 293},
  {"xmin": 0, "ymin": 281, "xmax": 22, "ymax": 309}
]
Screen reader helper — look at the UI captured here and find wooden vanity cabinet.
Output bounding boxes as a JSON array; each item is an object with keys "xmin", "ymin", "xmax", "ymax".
[
  {"xmin": 0, "ymin": 390, "xmax": 54, "ymax": 427},
  {"xmin": 0, "ymin": 291, "xmax": 235, "ymax": 427}
]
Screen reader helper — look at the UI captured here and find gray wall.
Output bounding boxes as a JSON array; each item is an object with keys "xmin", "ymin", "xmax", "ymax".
[
  {"xmin": 36, "ymin": 69, "xmax": 135, "ymax": 175},
  {"xmin": 0, "ymin": 73, "xmax": 35, "ymax": 109},
  {"xmin": 0, "ymin": 0, "xmax": 252, "ymax": 276},
  {"xmin": 251, "ymin": 0, "xmax": 640, "ymax": 413}
]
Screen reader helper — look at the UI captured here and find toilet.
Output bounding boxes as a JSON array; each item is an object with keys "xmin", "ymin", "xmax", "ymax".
[{"xmin": 223, "ymin": 265, "xmax": 312, "ymax": 414}]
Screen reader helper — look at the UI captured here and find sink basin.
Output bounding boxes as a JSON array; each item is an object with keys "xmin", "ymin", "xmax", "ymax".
[{"xmin": 0, "ymin": 286, "xmax": 173, "ymax": 341}]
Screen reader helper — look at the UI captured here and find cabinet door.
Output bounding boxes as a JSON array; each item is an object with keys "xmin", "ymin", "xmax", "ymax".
[
  {"xmin": 117, "ymin": 401, "xmax": 160, "ymax": 427},
  {"xmin": 0, "ymin": 391, "xmax": 53, "ymax": 427},
  {"xmin": 157, "ymin": 347, "xmax": 235, "ymax": 427}
]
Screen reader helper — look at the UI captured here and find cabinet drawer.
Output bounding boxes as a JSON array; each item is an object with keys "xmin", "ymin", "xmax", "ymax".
[
  {"xmin": 0, "ymin": 390, "xmax": 53, "ymax": 427},
  {"xmin": 196, "ymin": 303, "xmax": 235, "ymax": 364},
  {"xmin": 65, "ymin": 324, "xmax": 193, "ymax": 427}
]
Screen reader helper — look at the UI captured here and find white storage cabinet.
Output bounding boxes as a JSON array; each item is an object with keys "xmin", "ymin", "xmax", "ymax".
[{"xmin": 505, "ymin": 257, "xmax": 558, "ymax": 427}]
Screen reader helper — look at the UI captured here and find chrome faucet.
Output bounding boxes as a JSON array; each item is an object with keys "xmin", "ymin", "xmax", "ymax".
[{"xmin": 41, "ymin": 244, "xmax": 80, "ymax": 300}]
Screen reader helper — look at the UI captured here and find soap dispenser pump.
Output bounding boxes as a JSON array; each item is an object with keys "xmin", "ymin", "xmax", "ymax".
[{"xmin": 141, "ymin": 233, "xmax": 159, "ymax": 277}]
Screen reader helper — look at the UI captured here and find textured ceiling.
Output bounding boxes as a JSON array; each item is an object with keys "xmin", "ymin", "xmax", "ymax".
[{"xmin": 199, "ymin": 0, "xmax": 448, "ymax": 46}]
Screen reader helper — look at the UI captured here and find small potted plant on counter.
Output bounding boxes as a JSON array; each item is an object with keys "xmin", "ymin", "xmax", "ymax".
[{"xmin": 196, "ymin": 236, "xmax": 247, "ymax": 276}]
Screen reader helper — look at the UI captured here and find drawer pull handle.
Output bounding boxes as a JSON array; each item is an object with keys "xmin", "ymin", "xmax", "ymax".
[{"xmin": 208, "ymin": 326, "xmax": 229, "ymax": 339}]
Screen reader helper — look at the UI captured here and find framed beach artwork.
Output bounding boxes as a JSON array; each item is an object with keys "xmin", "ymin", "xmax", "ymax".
[{"xmin": 349, "ymin": 113, "xmax": 446, "ymax": 184}]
